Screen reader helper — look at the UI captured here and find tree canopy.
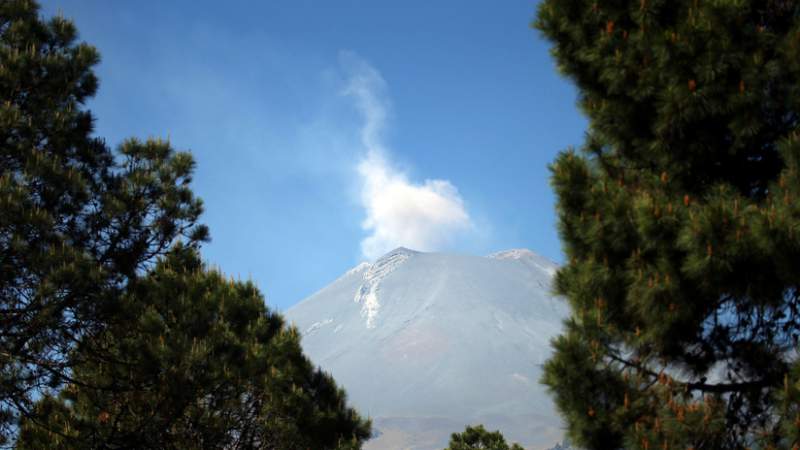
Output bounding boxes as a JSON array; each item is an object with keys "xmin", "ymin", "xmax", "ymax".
[
  {"xmin": 17, "ymin": 246, "xmax": 370, "ymax": 449},
  {"xmin": 444, "ymin": 425, "xmax": 524, "ymax": 450},
  {"xmin": 0, "ymin": 0, "xmax": 208, "ymax": 440},
  {"xmin": 0, "ymin": 1, "xmax": 370, "ymax": 447},
  {"xmin": 535, "ymin": 0, "xmax": 800, "ymax": 448}
]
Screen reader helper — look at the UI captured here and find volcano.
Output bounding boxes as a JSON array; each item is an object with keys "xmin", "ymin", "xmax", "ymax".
[{"xmin": 285, "ymin": 248, "xmax": 569, "ymax": 449}]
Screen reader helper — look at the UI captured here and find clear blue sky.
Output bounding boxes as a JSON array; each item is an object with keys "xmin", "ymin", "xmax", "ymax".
[{"xmin": 40, "ymin": 0, "xmax": 587, "ymax": 311}]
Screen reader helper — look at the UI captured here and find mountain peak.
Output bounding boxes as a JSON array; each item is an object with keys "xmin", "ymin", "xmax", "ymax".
[
  {"xmin": 286, "ymin": 246, "xmax": 568, "ymax": 449},
  {"xmin": 381, "ymin": 246, "xmax": 419, "ymax": 258}
]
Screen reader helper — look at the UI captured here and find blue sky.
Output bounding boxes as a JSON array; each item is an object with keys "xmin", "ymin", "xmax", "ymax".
[{"xmin": 40, "ymin": 0, "xmax": 587, "ymax": 311}]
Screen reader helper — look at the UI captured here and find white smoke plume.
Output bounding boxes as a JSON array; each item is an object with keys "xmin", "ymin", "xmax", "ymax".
[{"xmin": 341, "ymin": 53, "xmax": 472, "ymax": 260}]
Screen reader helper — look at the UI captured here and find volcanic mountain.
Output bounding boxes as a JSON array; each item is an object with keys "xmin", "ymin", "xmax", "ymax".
[{"xmin": 285, "ymin": 248, "xmax": 569, "ymax": 449}]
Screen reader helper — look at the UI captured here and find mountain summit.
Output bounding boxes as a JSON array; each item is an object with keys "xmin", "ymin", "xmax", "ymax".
[{"xmin": 285, "ymin": 248, "xmax": 568, "ymax": 449}]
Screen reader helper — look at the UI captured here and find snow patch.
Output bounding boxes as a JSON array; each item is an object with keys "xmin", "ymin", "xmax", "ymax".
[
  {"xmin": 345, "ymin": 262, "xmax": 371, "ymax": 277},
  {"xmin": 304, "ymin": 318, "xmax": 333, "ymax": 336},
  {"xmin": 353, "ymin": 248, "xmax": 413, "ymax": 328},
  {"xmin": 511, "ymin": 373, "xmax": 531, "ymax": 385},
  {"xmin": 489, "ymin": 248, "xmax": 558, "ymax": 278},
  {"xmin": 493, "ymin": 312, "xmax": 505, "ymax": 332},
  {"xmin": 539, "ymin": 264, "xmax": 557, "ymax": 278},
  {"xmin": 489, "ymin": 249, "xmax": 536, "ymax": 260}
]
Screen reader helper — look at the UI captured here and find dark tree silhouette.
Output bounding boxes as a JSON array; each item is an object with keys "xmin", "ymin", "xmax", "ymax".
[{"xmin": 535, "ymin": 0, "xmax": 800, "ymax": 447}]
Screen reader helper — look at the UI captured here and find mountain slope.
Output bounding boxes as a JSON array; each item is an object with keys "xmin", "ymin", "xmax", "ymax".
[{"xmin": 285, "ymin": 248, "xmax": 568, "ymax": 449}]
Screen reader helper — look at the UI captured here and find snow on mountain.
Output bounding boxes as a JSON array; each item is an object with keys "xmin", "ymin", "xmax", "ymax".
[
  {"xmin": 285, "ymin": 248, "xmax": 569, "ymax": 450},
  {"xmin": 354, "ymin": 248, "xmax": 414, "ymax": 328},
  {"xmin": 488, "ymin": 248, "xmax": 559, "ymax": 278}
]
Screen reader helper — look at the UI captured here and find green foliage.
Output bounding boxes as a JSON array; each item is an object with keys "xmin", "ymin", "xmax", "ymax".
[
  {"xmin": 16, "ymin": 246, "xmax": 371, "ymax": 449},
  {"xmin": 535, "ymin": 0, "xmax": 800, "ymax": 448},
  {"xmin": 1, "ymin": 1, "xmax": 370, "ymax": 447},
  {"xmin": 0, "ymin": 0, "xmax": 207, "ymax": 441},
  {"xmin": 444, "ymin": 425, "xmax": 524, "ymax": 450}
]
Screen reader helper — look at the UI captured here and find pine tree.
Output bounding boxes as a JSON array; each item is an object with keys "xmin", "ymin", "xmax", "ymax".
[
  {"xmin": 445, "ymin": 425, "xmax": 524, "ymax": 450},
  {"xmin": 535, "ymin": 0, "xmax": 800, "ymax": 448},
  {"xmin": 1, "ymin": 2, "xmax": 370, "ymax": 448},
  {"xmin": 16, "ymin": 246, "xmax": 371, "ymax": 449},
  {"xmin": 0, "ymin": 0, "xmax": 207, "ymax": 442}
]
